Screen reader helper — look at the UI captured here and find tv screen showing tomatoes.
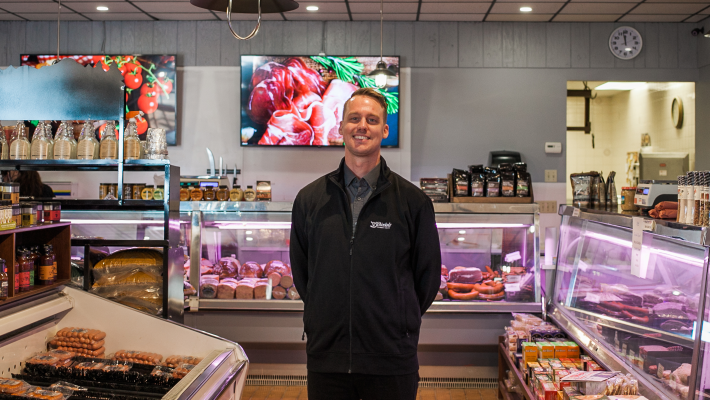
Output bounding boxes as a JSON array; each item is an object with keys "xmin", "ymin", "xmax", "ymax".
[
  {"xmin": 241, "ymin": 55, "xmax": 399, "ymax": 147},
  {"xmin": 21, "ymin": 54, "xmax": 177, "ymax": 145}
]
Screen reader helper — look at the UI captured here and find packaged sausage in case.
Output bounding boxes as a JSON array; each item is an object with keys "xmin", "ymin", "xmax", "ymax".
[
  {"xmin": 150, "ymin": 366, "xmax": 175, "ymax": 382},
  {"xmin": 173, "ymin": 363, "xmax": 196, "ymax": 379},
  {"xmin": 0, "ymin": 378, "xmax": 30, "ymax": 394}
]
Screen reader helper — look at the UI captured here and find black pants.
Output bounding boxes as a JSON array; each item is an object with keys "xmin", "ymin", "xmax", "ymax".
[{"xmin": 307, "ymin": 370, "xmax": 419, "ymax": 400}]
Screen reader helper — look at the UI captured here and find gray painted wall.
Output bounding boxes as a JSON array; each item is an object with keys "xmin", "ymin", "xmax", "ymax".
[{"xmin": 0, "ymin": 20, "xmax": 702, "ymax": 181}]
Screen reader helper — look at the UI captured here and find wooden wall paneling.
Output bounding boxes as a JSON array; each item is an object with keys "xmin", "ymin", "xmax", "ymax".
[
  {"xmin": 177, "ymin": 20, "xmax": 197, "ymax": 66},
  {"xmin": 589, "ymin": 23, "xmax": 614, "ymax": 68},
  {"xmin": 613, "ymin": 23, "xmax": 636, "ymax": 69},
  {"xmin": 66, "ymin": 22, "xmax": 91, "ymax": 54},
  {"xmin": 307, "ymin": 21, "xmax": 323, "ymax": 55},
  {"xmin": 26, "ymin": 22, "xmax": 51, "ymax": 55},
  {"xmin": 438, "ymin": 22, "xmax": 458, "ymax": 67},
  {"xmin": 121, "ymin": 21, "xmax": 136, "ymax": 55},
  {"xmin": 134, "ymin": 21, "xmax": 154, "ymax": 54},
  {"xmin": 501, "ymin": 22, "xmax": 514, "ymax": 68},
  {"xmin": 414, "ymin": 22, "xmax": 439, "ymax": 68},
  {"xmin": 458, "ymin": 22, "xmax": 483, "ymax": 67},
  {"xmin": 678, "ymin": 23, "xmax": 697, "ymax": 69},
  {"xmin": 90, "ymin": 22, "xmax": 105, "ymax": 54},
  {"xmin": 220, "ymin": 22, "xmax": 241, "ymax": 65},
  {"xmin": 371, "ymin": 21, "xmax": 395, "ymax": 56},
  {"xmin": 350, "ymin": 21, "xmax": 371, "ymax": 55},
  {"xmin": 283, "ymin": 21, "xmax": 308, "ymax": 55},
  {"xmin": 395, "ymin": 22, "xmax": 414, "ymax": 67},
  {"xmin": 513, "ymin": 22, "xmax": 527, "ymax": 67},
  {"xmin": 263, "ymin": 21, "xmax": 285, "ymax": 55},
  {"xmin": 526, "ymin": 23, "xmax": 545, "ymax": 68},
  {"xmin": 104, "ymin": 21, "xmax": 122, "ymax": 54},
  {"xmin": 483, "ymin": 22, "xmax": 502, "ymax": 67},
  {"xmin": 570, "ymin": 22, "xmax": 589, "ymax": 68},
  {"xmin": 195, "ymin": 21, "xmax": 221, "ymax": 65},
  {"xmin": 326, "ymin": 21, "xmax": 348, "ymax": 54},
  {"xmin": 658, "ymin": 23, "xmax": 678, "ymax": 69},
  {"xmin": 644, "ymin": 23, "xmax": 659, "ymax": 68},
  {"xmin": 153, "ymin": 21, "xmax": 178, "ymax": 55},
  {"xmin": 546, "ymin": 23, "xmax": 570, "ymax": 68},
  {"xmin": 631, "ymin": 23, "xmax": 646, "ymax": 69}
]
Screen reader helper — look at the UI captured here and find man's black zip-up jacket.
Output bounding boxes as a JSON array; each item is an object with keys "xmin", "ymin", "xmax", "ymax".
[{"xmin": 290, "ymin": 157, "xmax": 441, "ymax": 375}]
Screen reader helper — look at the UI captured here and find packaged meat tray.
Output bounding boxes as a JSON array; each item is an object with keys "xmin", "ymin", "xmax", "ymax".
[{"xmin": 0, "ymin": 286, "xmax": 248, "ymax": 399}]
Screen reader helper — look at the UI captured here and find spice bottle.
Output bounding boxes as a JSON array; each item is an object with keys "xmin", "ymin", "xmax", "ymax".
[
  {"xmin": 99, "ymin": 121, "xmax": 118, "ymax": 159},
  {"xmin": 53, "ymin": 121, "xmax": 75, "ymax": 160},
  {"xmin": 77, "ymin": 120, "xmax": 100, "ymax": 160},
  {"xmin": 244, "ymin": 185, "xmax": 257, "ymax": 201},
  {"xmin": 180, "ymin": 183, "xmax": 190, "ymax": 202},
  {"xmin": 216, "ymin": 185, "xmax": 230, "ymax": 201},
  {"xmin": 0, "ymin": 128, "xmax": 8, "ymax": 160},
  {"xmin": 203, "ymin": 186, "xmax": 216, "ymax": 201},
  {"xmin": 0, "ymin": 259, "xmax": 7, "ymax": 300},
  {"xmin": 230, "ymin": 185, "xmax": 243, "ymax": 201},
  {"xmin": 30, "ymin": 121, "xmax": 52, "ymax": 160},
  {"xmin": 9, "ymin": 121, "xmax": 30, "ymax": 160},
  {"xmin": 39, "ymin": 245, "xmax": 55, "ymax": 285},
  {"xmin": 123, "ymin": 118, "xmax": 141, "ymax": 160}
]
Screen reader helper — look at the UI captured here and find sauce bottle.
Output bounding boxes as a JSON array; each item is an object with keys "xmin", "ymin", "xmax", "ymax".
[
  {"xmin": 123, "ymin": 118, "xmax": 141, "ymax": 160},
  {"xmin": 14, "ymin": 259, "xmax": 19, "ymax": 294},
  {"xmin": 0, "ymin": 129, "xmax": 8, "ymax": 160},
  {"xmin": 31, "ymin": 121, "xmax": 52, "ymax": 160},
  {"xmin": 216, "ymin": 185, "xmax": 229, "ymax": 201},
  {"xmin": 99, "ymin": 121, "xmax": 118, "ymax": 159},
  {"xmin": 30, "ymin": 246, "xmax": 41, "ymax": 284},
  {"xmin": 0, "ymin": 259, "xmax": 7, "ymax": 300},
  {"xmin": 77, "ymin": 120, "xmax": 100, "ymax": 160},
  {"xmin": 53, "ymin": 121, "xmax": 75, "ymax": 160},
  {"xmin": 190, "ymin": 185, "xmax": 204, "ymax": 201},
  {"xmin": 18, "ymin": 249, "xmax": 31, "ymax": 292},
  {"xmin": 9, "ymin": 121, "xmax": 30, "ymax": 160},
  {"xmin": 203, "ymin": 186, "xmax": 216, "ymax": 201},
  {"xmin": 244, "ymin": 185, "xmax": 256, "ymax": 201},
  {"xmin": 180, "ymin": 183, "xmax": 190, "ymax": 201},
  {"xmin": 39, "ymin": 245, "xmax": 55, "ymax": 285},
  {"xmin": 230, "ymin": 185, "xmax": 243, "ymax": 201}
]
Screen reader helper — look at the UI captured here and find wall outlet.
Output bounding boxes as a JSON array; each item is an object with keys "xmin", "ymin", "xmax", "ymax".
[
  {"xmin": 538, "ymin": 200, "xmax": 558, "ymax": 214},
  {"xmin": 544, "ymin": 169, "xmax": 558, "ymax": 182}
]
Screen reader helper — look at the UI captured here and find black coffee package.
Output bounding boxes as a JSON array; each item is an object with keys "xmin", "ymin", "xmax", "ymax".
[
  {"xmin": 468, "ymin": 165, "xmax": 486, "ymax": 197},
  {"xmin": 452, "ymin": 169, "xmax": 470, "ymax": 197}
]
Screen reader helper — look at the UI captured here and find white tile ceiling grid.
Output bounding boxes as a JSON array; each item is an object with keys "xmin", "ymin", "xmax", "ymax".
[{"xmin": 0, "ymin": 0, "xmax": 708, "ymax": 22}]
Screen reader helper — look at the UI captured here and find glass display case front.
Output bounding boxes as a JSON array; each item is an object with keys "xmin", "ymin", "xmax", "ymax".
[
  {"xmin": 550, "ymin": 205, "xmax": 710, "ymax": 400},
  {"xmin": 62, "ymin": 202, "xmax": 541, "ymax": 312}
]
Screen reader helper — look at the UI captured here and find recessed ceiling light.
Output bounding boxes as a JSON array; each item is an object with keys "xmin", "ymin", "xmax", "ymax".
[
  {"xmin": 520, "ymin": 6, "xmax": 532, "ymax": 12},
  {"xmin": 595, "ymin": 82, "xmax": 646, "ymax": 91},
  {"xmin": 306, "ymin": 5, "xmax": 318, "ymax": 11},
  {"xmin": 96, "ymin": 6, "xmax": 109, "ymax": 11}
]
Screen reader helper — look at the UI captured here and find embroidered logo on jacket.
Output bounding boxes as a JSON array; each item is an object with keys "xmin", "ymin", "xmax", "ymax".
[{"xmin": 370, "ymin": 221, "xmax": 392, "ymax": 229}]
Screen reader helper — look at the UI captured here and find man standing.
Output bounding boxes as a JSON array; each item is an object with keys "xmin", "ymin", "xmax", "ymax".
[{"xmin": 290, "ymin": 88, "xmax": 441, "ymax": 400}]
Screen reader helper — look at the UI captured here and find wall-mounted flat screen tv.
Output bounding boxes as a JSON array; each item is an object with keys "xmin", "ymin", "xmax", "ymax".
[
  {"xmin": 21, "ymin": 54, "xmax": 177, "ymax": 145},
  {"xmin": 241, "ymin": 55, "xmax": 399, "ymax": 147}
]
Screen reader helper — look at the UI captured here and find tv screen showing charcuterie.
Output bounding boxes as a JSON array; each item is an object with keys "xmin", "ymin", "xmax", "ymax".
[
  {"xmin": 241, "ymin": 55, "xmax": 399, "ymax": 147},
  {"xmin": 21, "ymin": 54, "xmax": 177, "ymax": 145}
]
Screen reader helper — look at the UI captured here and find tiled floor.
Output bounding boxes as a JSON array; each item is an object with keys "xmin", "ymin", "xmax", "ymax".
[{"xmin": 240, "ymin": 386, "xmax": 499, "ymax": 400}]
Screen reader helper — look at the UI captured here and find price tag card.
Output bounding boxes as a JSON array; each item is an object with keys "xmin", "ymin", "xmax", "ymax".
[
  {"xmin": 631, "ymin": 217, "xmax": 647, "ymax": 278},
  {"xmin": 572, "ymin": 208, "xmax": 581, "ymax": 218},
  {"xmin": 585, "ymin": 293, "xmax": 601, "ymax": 304}
]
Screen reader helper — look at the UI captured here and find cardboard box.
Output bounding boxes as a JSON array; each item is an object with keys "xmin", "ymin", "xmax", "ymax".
[
  {"xmin": 563, "ymin": 387, "xmax": 583, "ymax": 400},
  {"xmin": 566, "ymin": 342, "xmax": 580, "ymax": 358},
  {"xmin": 542, "ymin": 382, "xmax": 560, "ymax": 400},
  {"xmin": 523, "ymin": 342, "xmax": 539, "ymax": 362},
  {"xmin": 554, "ymin": 343, "xmax": 568, "ymax": 359},
  {"xmin": 538, "ymin": 342, "xmax": 555, "ymax": 359}
]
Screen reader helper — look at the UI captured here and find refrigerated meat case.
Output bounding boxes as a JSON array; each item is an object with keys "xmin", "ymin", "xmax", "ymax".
[
  {"xmin": 501, "ymin": 205, "xmax": 710, "ymax": 400},
  {"xmin": 63, "ymin": 201, "xmax": 541, "ymax": 368}
]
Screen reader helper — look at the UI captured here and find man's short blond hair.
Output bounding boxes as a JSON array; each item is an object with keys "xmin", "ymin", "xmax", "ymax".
[{"xmin": 342, "ymin": 87, "xmax": 388, "ymax": 121}]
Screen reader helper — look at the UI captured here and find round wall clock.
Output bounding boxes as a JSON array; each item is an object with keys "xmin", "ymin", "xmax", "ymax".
[
  {"xmin": 609, "ymin": 26, "xmax": 643, "ymax": 60},
  {"xmin": 672, "ymin": 97, "xmax": 683, "ymax": 129}
]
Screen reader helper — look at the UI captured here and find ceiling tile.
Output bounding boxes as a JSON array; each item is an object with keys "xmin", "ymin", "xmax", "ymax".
[
  {"xmin": 485, "ymin": 12, "xmax": 553, "ymax": 19},
  {"xmin": 631, "ymin": 3, "xmax": 707, "ymax": 13},
  {"xmin": 1, "ymin": 2, "xmax": 63, "ymax": 12},
  {"xmin": 0, "ymin": 12, "xmax": 22, "ymax": 20},
  {"xmin": 82, "ymin": 11, "xmax": 154, "ymax": 19},
  {"xmin": 17, "ymin": 12, "xmax": 87, "ymax": 19},
  {"xmin": 419, "ymin": 13, "xmax": 485, "ymax": 19},
  {"xmin": 490, "ymin": 2, "xmax": 564, "ymax": 13},
  {"xmin": 215, "ymin": 11, "xmax": 283, "ymax": 19},
  {"xmin": 285, "ymin": 12, "xmax": 350, "ymax": 19},
  {"xmin": 684, "ymin": 13, "xmax": 708, "ymax": 20},
  {"xmin": 560, "ymin": 2, "xmax": 634, "ymax": 13},
  {"xmin": 149, "ymin": 12, "xmax": 215, "ymax": 19},
  {"xmin": 348, "ymin": 2, "xmax": 418, "ymax": 12},
  {"xmin": 619, "ymin": 13, "xmax": 688, "ymax": 21},
  {"xmin": 421, "ymin": 0, "xmax": 491, "ymax": 3},
  {"xmin": 132, "ymin": 1, "xmax": 205, "ymax": 12},
  {"xmin": 289, "ymin": 2, "xmax": 348, "ymax": 12},
  {"xmin": 700, "ymin": 5, "xmax": 710, "ymax": 12},
  {"xmin": 645, "ymin": 0, "xmax": 709, "ymax": 3},
  {"xmin": 420, "ymin": 2, "xmax": 489, "ymax": 12},
  {"xmin": 63, "ymin": 1, "xmax": 140, "ymax": 12},
  {"xmin": 351, "ymin": 13, "xmax": 416, "ymax": 19},
  {"xmin": 553, "ymin": 13, "xmax": 620, "ymax": 20}
]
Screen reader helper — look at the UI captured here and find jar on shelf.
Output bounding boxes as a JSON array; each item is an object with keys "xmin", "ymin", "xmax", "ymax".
[
  {"xmin": 620, "ymin": 187, "xmax": 638, "ymax": 211},
  {"xmin": 141, "ymin": 186, "xmax": 154, "ymax": 200},
  {"xmin": 153, "ymin": 185, "xmax": 164, "ymax": 201},
  {"xmin": 43, "ymin": 202, "xmax": 61, "ymax": 223},
  {"xmin": 216, "ymin": 185, "xmax": 229, "ymax": 201},
  {"xmin": 133, "ymin": 184, "xmax": 145, "ymax": 200},
  {"xmin": 38, "ymin": 245, "xmax": 55, "ymax": 285},
  {"xmin": 203, "ymin": 186, "xmax": 216, "ymax": 201},
  {"xmin": 20, "ymin": 203, "xmax": 36, "ymax": 227},
  {"xmin": 180, "ymin": 183, "xmax": 190, "ymax": 202},
  {"xmin": 190, "ymin": 185, "xmax": 204, "ymax": 201}
]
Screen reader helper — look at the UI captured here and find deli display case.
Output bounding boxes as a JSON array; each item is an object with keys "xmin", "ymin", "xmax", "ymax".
[{"xmin": 546, "ymin": 205, "xmax": 710, "ymax": 400}]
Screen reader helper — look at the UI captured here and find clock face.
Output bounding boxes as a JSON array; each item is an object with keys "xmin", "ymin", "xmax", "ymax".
[{"xmin": 609, "ymin": 26, "xmax": 643, "ymax": 60}]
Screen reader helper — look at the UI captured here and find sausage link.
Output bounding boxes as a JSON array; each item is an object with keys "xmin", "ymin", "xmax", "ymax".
[
  {"xmin": 479, "ymin": 291, "xmax": 505, "ymax": 301},
  {"xmin": 447, "ymin": 289, "xmax": 479, "ymax": 300}
]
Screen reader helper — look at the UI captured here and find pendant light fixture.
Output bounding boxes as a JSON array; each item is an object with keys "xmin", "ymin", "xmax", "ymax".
[
  {"xmin": 368, "ymin": 0, "xmax": 396, "ymax": 88},
  {"xmin": 190, "ymin": 0, "xmax": 299, "ymax": 40}
]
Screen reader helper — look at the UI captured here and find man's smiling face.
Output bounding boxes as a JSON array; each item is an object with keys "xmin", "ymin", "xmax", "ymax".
[{"xmin": 340, "ymin": 95, "xmax": 389, "ymax": 160}]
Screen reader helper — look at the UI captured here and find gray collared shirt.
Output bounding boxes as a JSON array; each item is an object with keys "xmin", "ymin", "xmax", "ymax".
[{"xmin": 344, "ymin": 163, "xmax": 380, "ymax": 236}]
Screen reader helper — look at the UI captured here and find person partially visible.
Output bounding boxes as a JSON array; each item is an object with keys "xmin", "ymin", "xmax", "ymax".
[{"xmin": 3, "ymin": 171, "xmax": 55, "ymax": 198}]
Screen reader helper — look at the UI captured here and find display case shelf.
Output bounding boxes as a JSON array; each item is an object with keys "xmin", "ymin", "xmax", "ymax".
[{"xmin": 0, "ymin": 159, "xmax": 172, "ymax": 171}]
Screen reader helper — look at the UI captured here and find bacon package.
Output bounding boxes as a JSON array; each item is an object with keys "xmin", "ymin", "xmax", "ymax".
[{"xmin": 241, "ymin": 56, "xmax": 400, "ymax": 147}]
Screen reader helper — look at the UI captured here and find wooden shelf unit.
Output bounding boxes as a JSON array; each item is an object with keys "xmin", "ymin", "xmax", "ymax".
[
  {"xmin": 498, "ymin": 336, "xmax": 535, "ymax": 400},
  {"xmin": 0, "ymin": 222, "xmax": 71, "ymax": 305}
]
